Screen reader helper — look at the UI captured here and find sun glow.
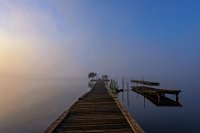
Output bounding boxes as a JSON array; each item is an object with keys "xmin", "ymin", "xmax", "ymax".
[
  {"xmin": 0, "ymin": 31, "xmax": 80, "ymax": 78},
  {"xmin": 0, "ymin": 33, "xmax": 35, "ymax": 75}
]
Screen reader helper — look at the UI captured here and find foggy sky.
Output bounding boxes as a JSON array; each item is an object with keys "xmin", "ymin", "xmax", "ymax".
[{"xmin": 0, "ymin": 0, "xmax": 200, "ymax": 79}]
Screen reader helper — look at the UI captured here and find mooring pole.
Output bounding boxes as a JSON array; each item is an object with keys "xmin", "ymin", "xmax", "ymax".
[{"xmin": 176, "ymin": 92, "xmax": 179, "ymax": 102}]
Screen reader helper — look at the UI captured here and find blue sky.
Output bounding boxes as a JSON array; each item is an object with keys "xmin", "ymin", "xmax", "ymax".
[{"xmin": 0, "ymin": 0, "xmax": 200, "ymax": 78}]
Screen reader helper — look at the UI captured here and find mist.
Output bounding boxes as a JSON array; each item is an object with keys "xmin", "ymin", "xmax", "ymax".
[
  {"xmin": 1, "ymin": 1, "xmax": 200, "ymax": 133},
  {"xmin": 0, "ymin": 0, "xmax": 200, "ymax": 79}
]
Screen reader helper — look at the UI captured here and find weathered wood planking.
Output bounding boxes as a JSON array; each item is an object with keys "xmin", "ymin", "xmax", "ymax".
[
  {"xmin": 44, "ymin": 80, "xmax": 144, "ymax": 133},
  {"xmin": 132, "ymin": 86, "xmax": 181, "ymax": 95}
]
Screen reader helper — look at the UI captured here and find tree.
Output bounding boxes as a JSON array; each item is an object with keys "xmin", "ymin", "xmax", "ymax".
[{"xmin": 88, "ymin": 72, "xmax": 97, "ymax": 80}]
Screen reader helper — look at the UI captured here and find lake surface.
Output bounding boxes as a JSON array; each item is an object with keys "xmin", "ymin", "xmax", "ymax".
[
  {"xmin": 0, "ymin": 77, "xmax": 200, "ymax": 133},
  {"xmin": 118, "ymin": 77, "xmax": 200, "ymax": 133},
  {"xmin": 0, "ymin": 77, "xmax": 89, "ymax": 133}
]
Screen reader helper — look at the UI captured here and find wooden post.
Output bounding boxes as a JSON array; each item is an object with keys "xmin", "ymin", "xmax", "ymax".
[
  {"xmin": 142, "ymin": 77, "xmax": 144, "ymax": 94},
  {"xmin": 122, "ymin": 77, "xmax": 124, "ymax": 90},
  {"xmin": 126, "ymin": 78, "xmax": 130, "ymax": 107},
  {"xmin": 157, "ymin": 93, "xmax": 160, "ymax": 104},
  {"xmin": 122, "ymin": 77, "xmax": 124, "ymax": 102},
  {"xmin": 126, "ymin": 78, "xmax": 129, "ymax": 91},
  {"xmin": 176, "ymin": 92, "xmax": 179, "ymax": 102},
  {"xmin": 161, "ymin": 93, "xmax": 165, "ymax": 97},
  {"xmin": 143, "ymin": 96, "xmax": 146, "ymax": 108}
]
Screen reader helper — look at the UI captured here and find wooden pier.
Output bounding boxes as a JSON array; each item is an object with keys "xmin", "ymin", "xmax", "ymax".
[
  {"xmin": 132, "ymin": 86, "xmax": 182, "ymax": 107},
  {"xmin": 44, "ymin": 80, "xmax": 144, "ymax": 133}
]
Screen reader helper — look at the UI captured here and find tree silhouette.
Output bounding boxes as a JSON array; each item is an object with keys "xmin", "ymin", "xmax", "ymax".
[{"xmin": 88, "ymin": 72, "xmax": 97, "ymax": 80}]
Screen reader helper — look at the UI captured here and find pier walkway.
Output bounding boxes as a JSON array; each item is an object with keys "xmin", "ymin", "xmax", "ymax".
[{"xmin": 44, "ymin": 80, "xmax": 144, "ymax": 133}]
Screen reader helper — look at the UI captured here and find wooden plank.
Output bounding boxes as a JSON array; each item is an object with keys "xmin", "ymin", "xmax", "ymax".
[
  {"xmin": 132, "ymin": 86, "xmax": 181, "ymax": 94},
  {"xmin": 109, "ymin": 92, "xmax": 144, "ymax": 133}
]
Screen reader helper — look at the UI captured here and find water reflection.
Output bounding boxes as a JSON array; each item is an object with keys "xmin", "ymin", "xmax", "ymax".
[
  {"xmin": 0, "ymin": 78, "xmax": 88, "ymax": 133},
  {"xmin": 118, "ymin": 80, "xmax": 182, "ymax": 108},
  {"xmin": 2, "ymin": 77, "xmax": 199, "ymax": 133},
  {"xmin": 117, "ymin": 77, "xmax": 200, "ymax": 133},
  {"xmin": 116, "ymin": 78, "xmax": 130, "ymax": 107},
  {"xmin": 88, "ymin": 80, "xmax": 95, "ymax": 88},
  {"xmin": 131, "ymin": 88, "xmax": 182, "ymax": 107},
  {"xmin": 132, "ymin": 89, "xmax": 182, "ymax": 107}
]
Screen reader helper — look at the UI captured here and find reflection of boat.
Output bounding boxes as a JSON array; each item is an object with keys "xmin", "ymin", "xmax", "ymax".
[{"xmin": 132, "ymin": 86, "xmax": 182, "ymax": 107}]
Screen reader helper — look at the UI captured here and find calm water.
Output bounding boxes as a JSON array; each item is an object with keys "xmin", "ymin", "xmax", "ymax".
[
  {"xmin": 0, "ymin": 77, "xmax": 89, "ymax": 133},
  {"xmin": 0, "ymin": 77, "xmax": 200, "ymax": 133},
  {"xmin": 119, "ymin": 77, "xmax": 200, "ymax": 133}
]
